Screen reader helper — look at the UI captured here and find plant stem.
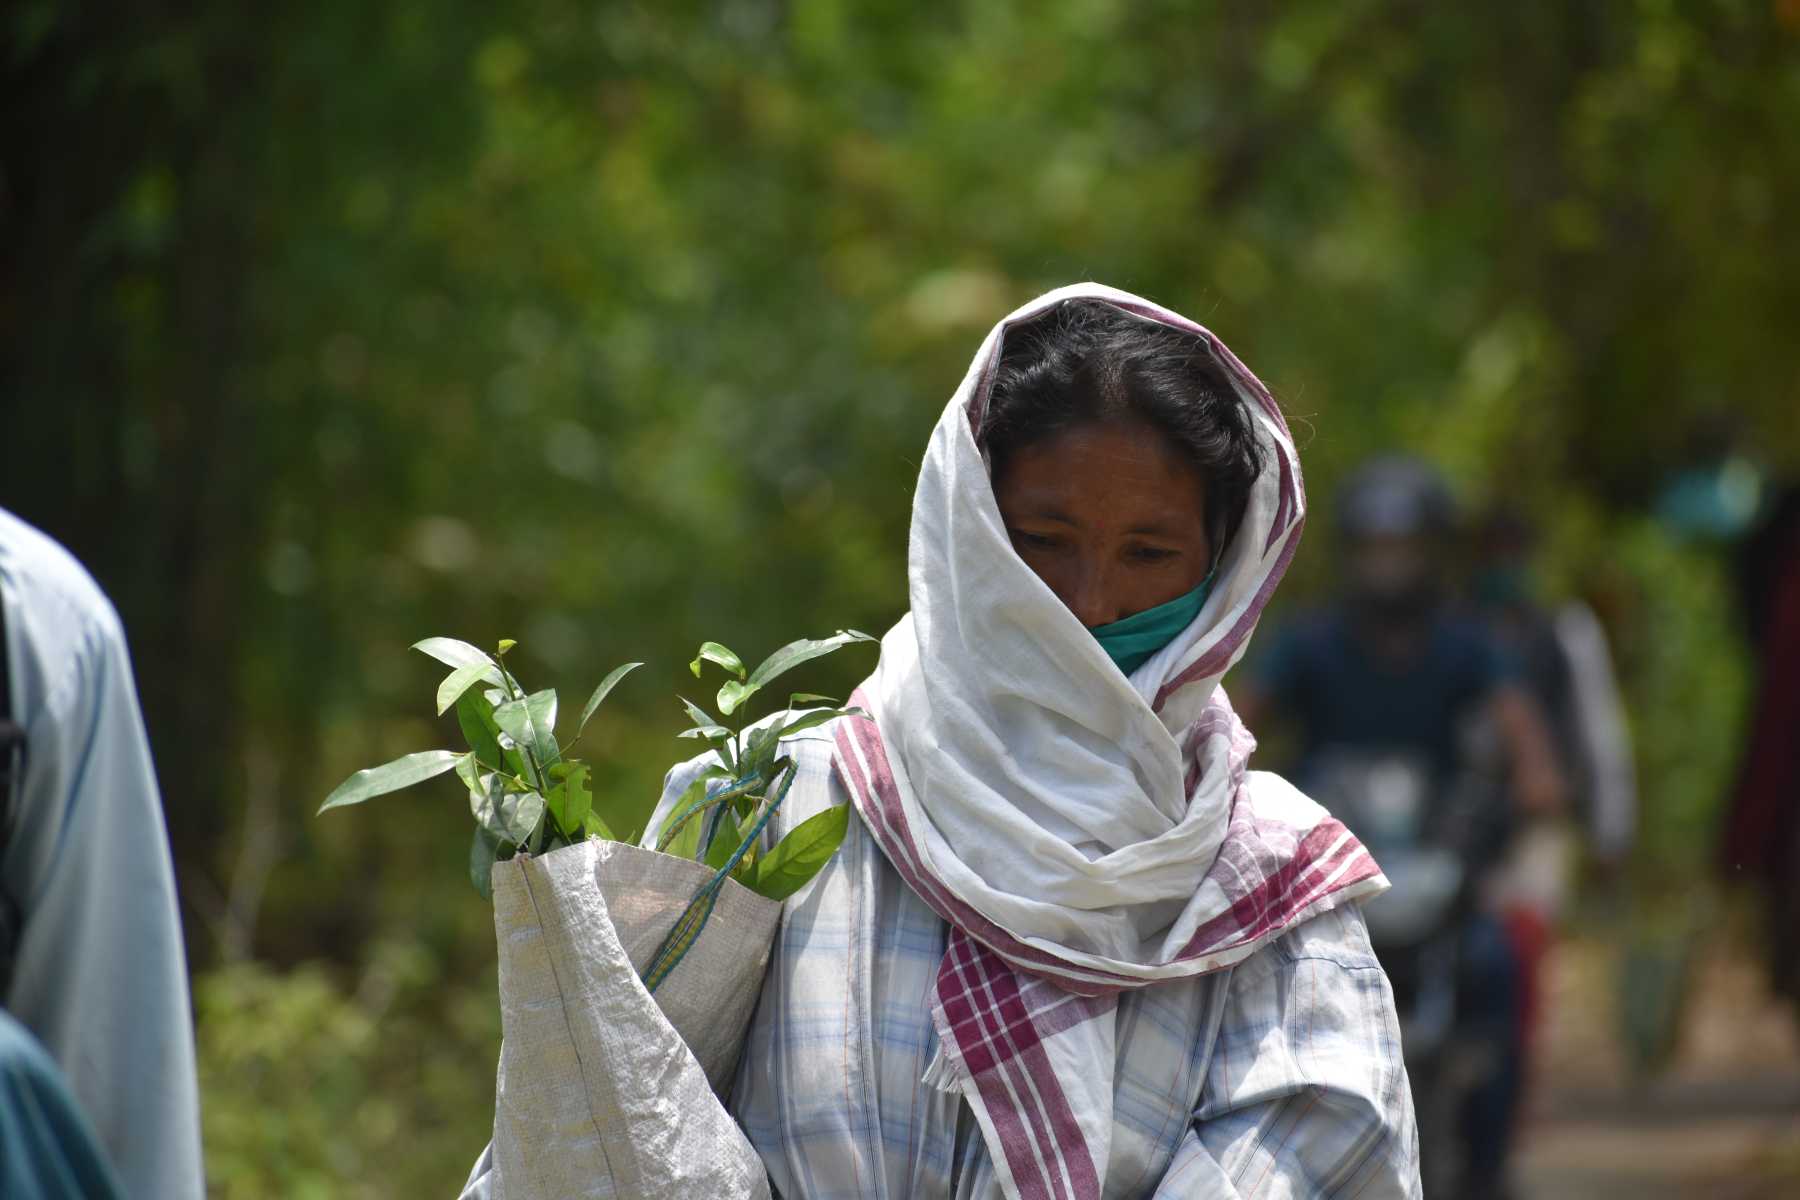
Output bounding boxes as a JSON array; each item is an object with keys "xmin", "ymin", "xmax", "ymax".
[{"xmin": 496, "ymin": 655, "xmax": 555, "ymax": 852}]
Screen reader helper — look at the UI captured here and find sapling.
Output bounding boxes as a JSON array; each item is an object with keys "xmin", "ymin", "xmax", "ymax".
[
  {"xmin": 654, "ymin": 629, "xmax": 876, "ymax": 902},
  {"xmin": 317, "ymin": 636, "xmax": 641, "ymax": 898},
  {"xmin": 316, "ymin": 629, "xmax": 878, "ymax": 910}
]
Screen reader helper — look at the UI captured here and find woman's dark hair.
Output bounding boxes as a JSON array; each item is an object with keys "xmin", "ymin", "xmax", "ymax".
[{"xmin": 980, "ymin": 299, "xmax": 1265, "ymax": 563}]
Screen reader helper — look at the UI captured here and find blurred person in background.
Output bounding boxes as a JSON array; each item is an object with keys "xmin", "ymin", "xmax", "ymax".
[
  {"xmin": 1238, "ymin": 456, "xmax": 1565, "ymax": 1200},
  {"xmin": 0, "ymin": 507, "xmax": 205, "ymax": 1199},
  {"xmin": 1469, "ymin": 508, "xmax": 1637, "ymax": 1099},
  {"xmin": 1724, "ymin": 482, "xmax": 1800, "ymax": 1018}
]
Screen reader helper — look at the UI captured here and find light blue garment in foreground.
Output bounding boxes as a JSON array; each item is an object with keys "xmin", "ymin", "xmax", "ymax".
[{"xmin": 0, "ymin": 508, "xmax": 205, "ymax": 1200}]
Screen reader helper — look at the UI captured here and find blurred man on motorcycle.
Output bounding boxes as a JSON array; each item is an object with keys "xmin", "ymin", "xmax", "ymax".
[{"xmin": 1238, "ymin": 456, "xmax": 1564, "ymax": 1200}]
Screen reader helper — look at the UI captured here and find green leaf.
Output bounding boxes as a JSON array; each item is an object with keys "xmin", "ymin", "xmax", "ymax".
[
  {"xmin": 543, "ymin": 782, "xmax": 569, "ymax": 840},
  {"xmin": 752, "ymin": 803, "xmax": 850, "ymax": 901},
  {"xmin": 690, "ymin": 642, "xmax": 746, "ymax": 680},
  {"xmin": 494, "ymin": 689, "xmax": 561, "ymax": 771},
  {"xmin": 740, "ymin": 723, "xmax": 780, "ymax": 781},
  {"xmin": 413, "ymin": 637, "xmax": 498, "ymax": 673},
  {"xmin": 456, "ymin": 691, "xmax": 505, "ymax": 771},
  {"xmin": 788, "ymin": 693, "xmax": 838, "ymax": 707},
  {"xmin": 437, "ymin": 662, "xmax": 502, "ymax": 716},
  {"xmin": 731, "ymin": 834, "xmax": 762, "ymax": 882},
  {"xmin": 656, "ymin": 769, "xmax": 762, "ymax": 853},
  {"xmin": 676, "ymin": 697, "xmax": 735, "ymax": 770},
  {"xmin": 318, "ymin": 750, "xmax": 461, "ymax": 814},
  {"xmin": 545, "ymin": 761, "xmax": 592, "ymax": 833},
  {"xmin": 727, "ymin": 630, "xmax": 877, "ymax": 714},
  {"xmin": 469, "ymin": 824, "xmax": 507, "ymax": 900},
  {"xmin": 717, "ymin": 678, "xmax": 754, "ymax": 716},
  {"xmin": 453, "ymin": 750, "xmax": 481, "ymax": 795},
  {"xmin": 469, "ymin": 773, "xmax": 545, "ymax": 844},
  {"xmin": 776, "ymin": 706, "xmax": 860, "ymax": 740},
  {"xmin": 497, "ymin": 638, "xmax": 517, "ymax": 655},
  {"xmin": 577, "ymin": 662, "xmax": 642, "ymax": 737},
  {"xmin": 678, "ymin": 695, "xmax": 721, "ymax": 731},
  {"xmin": 660, "ymin": 777, "xmax": 708, "ymax": 860}
]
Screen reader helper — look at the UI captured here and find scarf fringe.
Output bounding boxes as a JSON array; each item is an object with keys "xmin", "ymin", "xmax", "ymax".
[{"xmin": 919, "ymin": 1043, "xmax": 965, "ymax": 1095}]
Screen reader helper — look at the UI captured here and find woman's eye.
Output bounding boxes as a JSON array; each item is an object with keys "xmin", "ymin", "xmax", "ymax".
[
  {"xmin": 1011, "ymin": 530, "xmax": 1061, "ymax": 551},
  {"xmin": 1128, "ymin": 546, "xmax": 1178, "ymax": 563}
]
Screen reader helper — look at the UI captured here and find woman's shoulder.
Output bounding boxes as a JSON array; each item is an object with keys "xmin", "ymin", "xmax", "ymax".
[
  {"xmin": 1201, "ymin": 902, "xmax": 1402, "ymax": 1107},
  {"xmin": 1222, "ymin": 896, "xmax": 1386, "ymax": 999},
  {"xmin": 1261, "ymin": 901, "xmax": 1385, "ymax": 974}
]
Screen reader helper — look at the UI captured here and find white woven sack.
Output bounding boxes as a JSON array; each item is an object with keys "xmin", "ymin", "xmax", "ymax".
[{"xmin": 487, "ymin": 838, "xmax": 779, "ymax": 1199}]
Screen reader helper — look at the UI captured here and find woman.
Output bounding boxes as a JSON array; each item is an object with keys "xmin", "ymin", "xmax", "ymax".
[{"xmin": 468, "ymin": 283, "xmax": 1419, "ymax": 1199}]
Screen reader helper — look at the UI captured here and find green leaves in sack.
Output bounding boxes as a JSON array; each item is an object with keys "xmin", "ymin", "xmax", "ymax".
[
  {"xmin": 753, "ymin": 804, "xmax": 850, "ymax": 901},
  {"xmin": 470, "ymin": 824, "xmax": 508, "ymax": 901},
  {"xmin": 469, "ymin": 772, "xmax": 544, "ymax": 844},
  {"xmin": 545, "ymin": 762, "xmax": 593, "ymax": 834},
  {"xmin": 319, "ymin": 625, "xmax": 871, "ymax": 903},
  {"xmin": 690, "ymin": 630, "xmax": 875, "ymax": 716},
  {"xmin": 661, "ymin": 775, "xmax": 709, "ymax": 861},
  {"xmin": 436, "ymin": 661, "xmax": 501, "ymax": 716},
  {"xmin": 670, "ymin": 630, "xmax": 876, "ymax": 903},
  {"xmin": 494, "ymin": 688, "xmax": 560, "ymax": 776},
  {"xmin": 317, "ymin": 634, "xmax": 646, "ymax": 897},
  {"xmin": 456, "ymin": 691, "xmax": 505, "ymax": 772}
]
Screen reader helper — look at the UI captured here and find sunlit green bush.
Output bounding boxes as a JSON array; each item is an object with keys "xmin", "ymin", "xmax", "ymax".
[{"xmin": 197, "ymin": 943, "xmax": 497, "ymax": 1199}]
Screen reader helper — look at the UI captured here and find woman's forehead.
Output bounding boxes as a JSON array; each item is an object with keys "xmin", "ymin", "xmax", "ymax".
[{"xmin": 995, "ymin": 422, "xmax": 1209, "ymax": 527}]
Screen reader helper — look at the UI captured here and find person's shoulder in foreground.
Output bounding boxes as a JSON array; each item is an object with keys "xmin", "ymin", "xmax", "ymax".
[
  {"xmin": 0, "ymin": 505, "xmax": 207, "ymax": 1200},
  {"xmin": 0, "ymin": 507, "xmax": 128, "ymax": 657}
]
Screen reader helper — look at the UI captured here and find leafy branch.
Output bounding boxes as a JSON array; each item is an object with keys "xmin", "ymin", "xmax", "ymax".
[
  {"xmin": 657, "ymin": 629, "xmax": 874, "ymax": 901},
  {"xmin": 317, "ymin": 637, "xmax": 642, "ymax": 897},
  {"xmin": 315, "ymin": 628, "xmax": 875, "ymax": 905}
]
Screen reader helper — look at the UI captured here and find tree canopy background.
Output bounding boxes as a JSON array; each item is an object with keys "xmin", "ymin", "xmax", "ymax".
[{"xmin": 4, "ymin": 1, "xmax": 1797, "ymax": 1193}]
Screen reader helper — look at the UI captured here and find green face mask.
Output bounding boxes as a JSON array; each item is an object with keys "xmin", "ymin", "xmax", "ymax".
[{"xmin": 1088, "ymin": 571, "xmax": 1217, "ymax": 676}]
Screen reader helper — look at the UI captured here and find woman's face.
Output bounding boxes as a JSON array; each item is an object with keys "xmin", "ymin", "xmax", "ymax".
[{"xmin": 993, "ymin": 418, "xmax": 1214, "ymax": 628}]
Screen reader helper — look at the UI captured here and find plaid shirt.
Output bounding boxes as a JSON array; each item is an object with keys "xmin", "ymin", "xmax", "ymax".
[{"xmin": 683, "ymin": 740, "xmax": 1422, "ymax": 1200}]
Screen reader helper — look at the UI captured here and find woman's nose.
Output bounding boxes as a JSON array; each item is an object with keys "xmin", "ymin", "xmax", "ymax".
[{"xmin": 1065, "ymin": 563, "xmax": 1118, "ymax": 628}]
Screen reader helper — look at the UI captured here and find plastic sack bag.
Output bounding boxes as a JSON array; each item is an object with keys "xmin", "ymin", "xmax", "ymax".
[{"xmin": 470, "ymin": 837, "xmax": 780, "ymax": 1200}]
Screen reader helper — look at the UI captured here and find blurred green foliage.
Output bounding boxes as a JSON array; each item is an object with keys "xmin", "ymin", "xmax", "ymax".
[
  {"xmin": 197, "ymin": 942, "xmax": 499, "ymax": 1199},
  {"xmin": 4, "ymin": 0, "xmax": 1797, "ymax": 1193}
]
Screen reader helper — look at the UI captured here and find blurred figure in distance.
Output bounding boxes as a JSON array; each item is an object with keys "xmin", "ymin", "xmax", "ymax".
[
  {"xmin": 1723, "ymin": 482, "xmax": 1800, "ymax": 1018},
  {"xmin": 1470, "ymin": 507, "xmax": 1637, "ymax": 1104},
  {"xmin": 1238, "ymin": 456, "xmax": 1565, "ymax": 1200}
]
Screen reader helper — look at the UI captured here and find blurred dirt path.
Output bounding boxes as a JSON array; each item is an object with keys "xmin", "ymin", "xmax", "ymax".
[{"xmin": 1511, "ymin": 930, "xmax": 1800, "ymax": 1199}]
